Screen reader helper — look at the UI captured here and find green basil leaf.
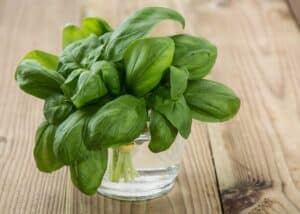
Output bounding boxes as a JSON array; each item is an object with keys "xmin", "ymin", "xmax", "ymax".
[
  {"xmin": 43, "ymin": 94, "xmax": 74, "ymax": 124},
  {"xmin": 54, "ymin": 106, "xmax": 104, "ymax": 165},
  {"xmin": 184, "ymin": 79, "xmax": 240, "ymax": 122},
  {"xmin": 149, "ymin": 110, "xmax": 177, "ymax": 153},
  {"xmin": 58, "ymin": 35, "xmax": 106, "ymax": 77},
  {"xmin": 87, "ymin": 95, "xmax": 147, "ymax": 149},
  {"xmin": 23, "ymin": 50, "xmax": 58, "ymax": 70},
  {"xmin": 62, "ymin": 25, "xmax": 84, "ymax": 49},
  {"xmin": 60, "ymin": 68, "xmax": 84, "ymax": 98},
  {"xmin": 54, "ymin": 110, "xmax": 88, "ymax": 165},
  {"xmin": 91, "ymin": 61, "xmax": 121, "ymax": 95},
  {"xmin": 150, "ymin": 87, "xmax": 192, "ymax": 138},
  {"xmin": 70, "ymin": 148, "xmax": 108, "ymax": 195},
  {"xmin": 81, "ymin": 17, "xmax": 112, "ymax": 37},
  {"xmin": 34, "ymin": 121, "xmax": 63, "ymax": 172},
  {"xmin": 63, "ymin": 17, "xmax": 112, "ymax": 48},
  {"xmin": 104, "ymin": 7, "xmax": 185, "ymax": 61},
  {"xmin": 124, "ymin": 37, "xmax": 175, "ymax": 96},
  {"xmin": 98, "ymin": 32, "xmax": 112, "ymax": 45},
  {"xmin": 61, "ymin": 68, "xmax": 110, "ymax": 108},
  {"xmin": 170, "ymin": 66, "xmax": 188, "ymax": 100},
  {"xmin": 71, "ymin": 70, "xmax": 107, "ymax": 108},
  {"xmin": 171, "ymin": 34, "xmax": 217, "ymax": 80},
  {"xmin": 15, "ymin": 60, "xmax": 65, "ymax": 99}
]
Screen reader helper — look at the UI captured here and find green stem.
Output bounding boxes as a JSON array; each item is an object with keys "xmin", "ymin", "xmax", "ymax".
[{"xmin": 109, "ymin": 145, "xmax": 138, "ymax": 183}]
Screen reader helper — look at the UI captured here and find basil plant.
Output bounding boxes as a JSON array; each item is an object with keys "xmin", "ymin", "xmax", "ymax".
[{"xmin": 15, "ymin": 7, "xmax": 240, "ymax": 195}]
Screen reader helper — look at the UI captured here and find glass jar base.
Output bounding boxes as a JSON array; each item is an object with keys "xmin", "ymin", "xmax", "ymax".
[
  {"xmin": 97, "ymin": 165, "xmax": 179, "ymax": 201},
  {"xmin": 97, "ymin": 180, "xmax": 174, "ymax": 201}
]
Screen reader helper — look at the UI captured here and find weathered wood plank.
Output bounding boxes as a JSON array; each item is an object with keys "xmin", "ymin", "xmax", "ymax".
[
  {"xmin": 0, "ymin": 0, "xmax": 81, "ymax": 213},
  {"xmin": 174, "ymin": 0, "xmax": 300, "ymax": 213},
  {"xmin": 0, "ymin": 0, "xmax": 223, "ymax": 213},
  {"xmin": 2, "ymin": 0, "xmax": 300, "ymax": 213}
]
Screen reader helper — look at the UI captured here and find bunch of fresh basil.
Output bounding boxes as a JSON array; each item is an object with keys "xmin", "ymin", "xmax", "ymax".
[{"xmin": 15, "ymin": 7, "xmax": 240, "ymax": 195}]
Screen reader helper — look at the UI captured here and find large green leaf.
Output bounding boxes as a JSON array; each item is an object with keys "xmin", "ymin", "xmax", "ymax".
[
  {"xmin": 34, "ymin": 121, "xmax": 63, "ymax": 172},
  {"xmin": 170, "ymin": 66, "xmax": 188, "ymax": 100},
  {"xmin": 184, "ymin": 79, "xmax": 240, "ymax": 122},
  {"xmin": 124, "ymin": 37, "xmax": 174, "ymax": 96},
  {"xmin": 58, "ymin": 35, "xmax": 107, "ymax": 77},
  {"xmin": 63, "ymin": 17, "xmax": 112, "ymax": 48},
  {"xmin": 171, "ymin": 34, "xmax": 217, "ymax": 80},
  {"xmin": 43, "ymin": 94, "xmax": 74, "ymax": 124},
  {"xmin": 15, "ymin": 60, "xmax": 65, "ymax": 99},
  {"xmin": 149, "ymin": 111, "xmax": 177, "ymax": 153},
  {"xmin": 23, "ymin": 50, "xmax": 58, "ymax": 70},
  {"xmin": 53, "ymin": 104, "xmax": 107, "ymax": 165},
  {"xmin": 54, "ymin": 109, "xmax": 90, "ymax": 165},
  {"xmin": 149, "ymin": 87, "xmax": 192, "ymax": 138},
  {"xmin": 87, "ymin": 95, "xmax": 147, "ymax": 149},
  {"xmin": 104, "ymin": 7, "xmax": 184, "ymax": 61},
  {"xmin": 70, "ymin": 148, "xmax": 108, "ymax": 195},
  {"xmin": 91, "ymin": 61, "xmax": 121, "ymax": 95}
]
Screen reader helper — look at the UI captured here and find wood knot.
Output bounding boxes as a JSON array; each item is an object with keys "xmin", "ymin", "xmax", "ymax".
[
  {"xmin": 215, "ymin": 0, "xmax": 232, "ymax": 7},
  {"xmin": 248, "ymin": 198, "xmax": 274, "ymax": 214},
  {"xmin": 0, "ymin": 136, "xmax": 7, "ymax": 144},
  {"xmin": 221, "ymin": 181, "xmax": 272, "ymax": 214}
]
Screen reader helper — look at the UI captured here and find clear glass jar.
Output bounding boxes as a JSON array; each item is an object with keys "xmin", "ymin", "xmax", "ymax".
[{"xmin": 97, "ymin": 132, "xmax": 186, "ymax": 201}]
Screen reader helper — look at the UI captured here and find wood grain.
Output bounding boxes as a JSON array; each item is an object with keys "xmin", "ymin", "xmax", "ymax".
[
  {"xmin": 0, "ymin": 0, "xmax": 80, "ymax": 213},
  {"xmin": 172, "ymin": 0, "xmax": 300, "ymax": 213},
  {"xmin": 0, "ymin": 0, "xmax": 221, "ymax": 213},
  {"xmin": 1, "ymin": 0, "xmax": 300, "ymax": 213}
]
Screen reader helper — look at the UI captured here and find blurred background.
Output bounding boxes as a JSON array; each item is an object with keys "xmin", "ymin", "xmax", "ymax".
[{"xmin": 0, "ymin": 0, "xmax": 299, "ymax": 213}]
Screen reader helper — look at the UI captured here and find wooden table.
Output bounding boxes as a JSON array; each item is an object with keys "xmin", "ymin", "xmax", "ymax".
[{"xmin": 1, "ymin": 0, "xmax": 300, "ymax": 213}]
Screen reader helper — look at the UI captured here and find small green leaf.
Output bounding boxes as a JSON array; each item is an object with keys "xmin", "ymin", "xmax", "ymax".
[
  {"xmin": 60, "ymin": 69, "xmax": 84, "ymax": 98},
  {"xmin": 71, "ymin": 70, "xmax": 107, "ymax": 108},
  {"xmin": 149, "ymin": 111, "xmax": 177, "ymax": 153},
  {"xmin": 98, "ymin": 32, "xmax": 112, "ymax": 44},
  {"xmin": 70, "ymin": 148, "xmax": 108, "ymax": 195},
  {"xmin": 91, "ymin": 61, "xmax": 121, "ymax": 95},
  {"xmin": 62, "ymin": 25, "xmax": 84, "ymax": 49},
  {"xmin": 15, "ymin": 60, "xmax": 65, "ymax": 99},
  {"xmin": 171, "ymin": 34, "xmax": 217, "ymax": 80},
  {"xmin": 61, "ymin": 67, "xmax": 107, "ymax": 108},
  {"xmin": 124, "ymin": 37, "xmax": 175, "ymax": 96},
  {"xmin": 170, "ymin": 66, "xmax": 188, "ymax": 100},
  {"xmin": 34, "ymin": 121, "xmax": 63, "ymax": 172},
  {"xmin": 44, "ymin": 94, "xmax": 73, "ymax": 124},
  {"xmin": 63, "ymin": 17, "xmax": 112, "ymax": 48},
  {"xmin": 58, "ymin": 35, "xmax": 107, "ymax": 77},
  {"xmin": 104, "ymin": 7, "xmax": 185, "ymax": 61},
  {"xmin": 87, "ymin": 95, "xmax": 147, "ymax": 149},
  {"xmin": 81, "ymin": 17, "xmax": 112, "ymax": 37},
  {"xmin": 23, "ymin": 50, "xmax": 58, "ymax": 70},
  {"xmin": 184, "ymin": 79, "xmax": 240, "ymax": 122},
  {"xmin": 150, "ymin": 87, "xmax": 192, "ymax": 138}
]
